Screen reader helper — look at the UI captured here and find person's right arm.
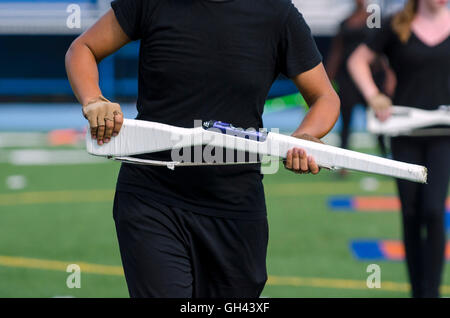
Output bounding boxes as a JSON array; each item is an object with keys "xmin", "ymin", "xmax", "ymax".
[{"xmin": 65, "ymin": 9, "xmax": 130, "ymax": 145}]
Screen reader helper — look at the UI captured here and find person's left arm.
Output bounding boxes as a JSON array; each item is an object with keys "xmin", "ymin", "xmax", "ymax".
[
  {"xmin": 291, "ymin": 62, "xmax": 340, "ymax": 138},
  {"xmin": 284, "ymin": 62, "xmax": 340, "ymax": 174}
]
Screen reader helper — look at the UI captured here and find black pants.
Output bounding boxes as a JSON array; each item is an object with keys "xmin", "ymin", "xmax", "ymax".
[
  {"xmin": 113, "ymin": 191, "xmax": 268, "ymax": 298},
  {"xmin": 391, "ymin": 136, "xmax": 450, "ymax": 298}
]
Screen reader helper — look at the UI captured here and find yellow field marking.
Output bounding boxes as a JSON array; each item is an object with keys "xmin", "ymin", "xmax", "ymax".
[
  {"xmin": 0, "ymin": 181, "xmax": 397, "ymax": 206},
  {"xmin": 0, "ymin": 255, "xmax": 123, "ymax": 276},
  {"xmin": 267, "ymin": 275, "xmax": 410, "ymax": 293},
  {"xmin": 1, "ymin": 254, "xmax": 450, "ymax": 294},
  {"xmin": 0, "ymin": 190, "xmax": 114, "ymax": 206},
  {"xmin": 264, "ymin": 181, "xmax": 396, "ymax": 196}
]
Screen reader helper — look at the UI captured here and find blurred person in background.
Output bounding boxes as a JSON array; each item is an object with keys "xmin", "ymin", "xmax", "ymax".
[
  {"xmin": 326, "ymin": 0, "xmax": 396, "ymax": 171},
  {"xmin": 65, "ymin": 0, "xmax": 340, "ymax": 298},
  {"xmin": 348, "ymin": 0, "xmax": 450, "ymax": 297}
]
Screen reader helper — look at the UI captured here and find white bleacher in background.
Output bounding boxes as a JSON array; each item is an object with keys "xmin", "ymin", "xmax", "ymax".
[
  {"xmin": 0, "ymin": 0, "xmax": 105, "ymax": 34},
  {"xmin": 293, "ymin": 0, "xmax": 409, "ymax": 35},
  {"xmin": 293, "ymin": 0, "xmax": 355, "ymax": 36},
  {"xmin": 0, "ymin": 0, "xmax": 407, "ymax": 36}
]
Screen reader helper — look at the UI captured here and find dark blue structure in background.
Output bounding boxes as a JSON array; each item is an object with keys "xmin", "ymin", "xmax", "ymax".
[
  {"xmin": 0, "ymin": 35, "xmax": 332, "ymax": 100},
  {"xmin": 0, "ymin": 0, "xmax": 369, "ymax": 133},
  {"xmin": 1, "ymin": 0, "xmax": 414, "ymax": 100}
]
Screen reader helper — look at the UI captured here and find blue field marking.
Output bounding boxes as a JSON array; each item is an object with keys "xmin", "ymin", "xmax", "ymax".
[
  {"xmin": 327, "ymin": 197, "xmax": 354, "ymax": 211},
  {"xmin": 350, "ymin": 239, "xmax": 450, "ymax": 261},
  {"xmin": 350, "ymin": 240, "xmax": 385, "ymax": 260}
]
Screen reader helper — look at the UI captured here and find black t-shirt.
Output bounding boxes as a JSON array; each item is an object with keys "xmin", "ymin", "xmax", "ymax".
[
  {"xmin": 365, "ymin": 17, "xmax": 450, "ymax": 109},
  {"xmin": 111, "ymin": 0, "xmax": 322, "ymax": 218}
]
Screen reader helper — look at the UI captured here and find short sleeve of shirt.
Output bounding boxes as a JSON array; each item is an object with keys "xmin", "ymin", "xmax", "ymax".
[
  {"xmin": 364, "ymin": 17, "xmax": 395, "ymax": 54},
  {"xmin": 278, "ymin": 4, "xmax": 322, "ymax": 78},
  {"xmin": 111, "ymin": 0, "xmax": 159, "ymax": 40}
]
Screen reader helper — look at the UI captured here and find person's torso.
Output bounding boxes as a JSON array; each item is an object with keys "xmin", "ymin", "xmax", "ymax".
[
  {"xmin": 118, "ymin": 0, "xmax": 298, "ymax": 215},
  {"xmin": 386, "ymin": 29, "xmax": 450, "ymax": 109},
  {"xmin": 135, "ymin": 0, "xmax": 291, "ymax": 129}
]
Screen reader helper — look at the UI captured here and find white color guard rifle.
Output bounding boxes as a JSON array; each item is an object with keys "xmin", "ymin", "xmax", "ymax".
[
  {"xmin": 367, "ymin": 105, "xmax": 450, "ymax": 137},
  {"xmin": 86, "ymin": 119, "xmax": 427, "ymax": 183}
]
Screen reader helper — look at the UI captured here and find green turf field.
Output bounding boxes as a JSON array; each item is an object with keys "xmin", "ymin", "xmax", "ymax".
[{"xmin": 0, "ymin": 146, "xmax": 449, "ymax": 298}]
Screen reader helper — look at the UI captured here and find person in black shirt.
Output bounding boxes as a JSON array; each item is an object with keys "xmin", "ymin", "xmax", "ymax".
[
  {"xmin": 348, "ymin": 0, "xmax": 450, "ymax": 298},
  {"xmin": 66, "ymin": 0, "xmax": 340, "ymax": 297},
  {"xmin": 326, "ymin": 0, "xmax": 396, "ymax": 162}
]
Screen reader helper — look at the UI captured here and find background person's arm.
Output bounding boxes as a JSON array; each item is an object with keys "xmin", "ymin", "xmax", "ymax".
[
  {"xmin": 285, "ymin": 62, "xmax": 340, "ymax": 175},
  {"xmin": 65, "ymin": 9, "xmax": 130, "ymax": 145},
  {"xmin": 348, "ymin": 44, "xmax": 392, "ymax": 121}
]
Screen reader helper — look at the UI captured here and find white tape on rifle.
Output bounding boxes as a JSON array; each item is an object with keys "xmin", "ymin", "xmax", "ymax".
[{"xmin": 86, "ymin": 119, "xmax": 427, "ymax": 183}]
